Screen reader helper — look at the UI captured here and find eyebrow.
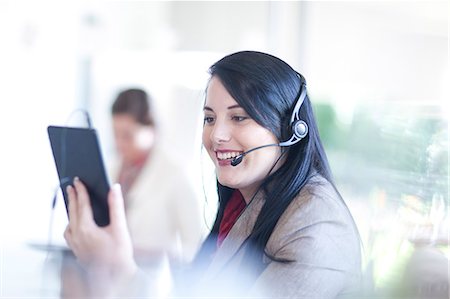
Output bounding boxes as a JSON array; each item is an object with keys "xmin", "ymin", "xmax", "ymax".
[{"xmin": 203, "ymin": 104, "xmax": 243, "ymax": 111}]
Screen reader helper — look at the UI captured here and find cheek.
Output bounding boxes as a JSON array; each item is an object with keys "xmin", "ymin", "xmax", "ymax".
[
  {"xmin": 242, "ymin": 130, "xmax": 280, "ymax": 165},
  {"xmin": 115, "ymin": 136, "xmax": 126, "ymax": 149},
  {"xmin": 241, "ymin": 128, "xmax": 278, "ymax": 150}
]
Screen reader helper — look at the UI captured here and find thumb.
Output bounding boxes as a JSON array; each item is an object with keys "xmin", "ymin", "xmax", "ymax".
[{"xmin": 108, "ymin": 184, "xmax": 127, "ymax": 227}]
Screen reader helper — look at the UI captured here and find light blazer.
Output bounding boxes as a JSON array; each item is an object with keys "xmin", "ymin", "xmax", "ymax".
[
  {"xmin": 199, "ymin": 174, "xmax": 362, "ymax": 298},
  {"xmin": 110, "ymin": 145, "xmax": 204, "ymax": 262}
]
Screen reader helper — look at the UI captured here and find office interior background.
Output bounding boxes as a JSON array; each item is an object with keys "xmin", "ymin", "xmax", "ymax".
[{"xmin": 0, "ymin": 0, "xmax": 448, "ymax": 296}]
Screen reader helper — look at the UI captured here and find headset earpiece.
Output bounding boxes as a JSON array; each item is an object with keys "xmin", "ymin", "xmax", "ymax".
[
  {"xmin": 278, "ymin": 79, "xmax": 309, "ymax": 147},
  {"xmin": 293, "ymin": 120, "xmax": 308, "ymax": 139}
]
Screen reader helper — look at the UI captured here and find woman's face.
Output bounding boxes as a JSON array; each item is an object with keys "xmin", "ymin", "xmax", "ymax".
[
  {"xmin": 112, "ymin": 114, "xmax": 154, "ymax": 163},
  {"xmin": 202, "ymin": 76, "xmax": 282, "ymax": 200}
]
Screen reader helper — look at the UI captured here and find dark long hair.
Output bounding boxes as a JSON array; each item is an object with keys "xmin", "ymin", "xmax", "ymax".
[
  {"xmin": 112, "ymin": 88, "xmax": 155, "ymax": 126},
  {"xmin": 194, "ymin": 51, "xmax": 336, "ymax": 272}
]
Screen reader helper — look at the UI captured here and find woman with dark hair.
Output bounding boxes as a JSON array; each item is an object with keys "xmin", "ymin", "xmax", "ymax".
[
  {"xmin": 111, "ymin": 89, "xmax": 155, "ymax": 198},
  {"xmin": 64, "ymin": 51, "xmax": 361, "ymax": 298},
  {"xmin": 110, "ymin": 88, "xmax": 203, "ymax": 263}
]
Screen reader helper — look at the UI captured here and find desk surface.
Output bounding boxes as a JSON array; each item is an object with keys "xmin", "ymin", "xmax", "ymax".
[
  {"xmin": 1, "ymin": 243, "xmax": 62, "ymax": 298},
  {"xmin": 1, "ymin": 242, "xmax": 173, "ymax": 298}
]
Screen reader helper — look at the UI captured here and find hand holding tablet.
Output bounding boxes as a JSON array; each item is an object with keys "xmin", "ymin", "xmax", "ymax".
[{"xmin": 47, "ymin": 126, "xmax": 110, "ymax": 226}]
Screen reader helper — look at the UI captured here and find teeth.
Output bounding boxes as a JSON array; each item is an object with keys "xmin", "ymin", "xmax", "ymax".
[{"xmin": 217, "ymin": 151, "xmax": 241, "ymax": 160}]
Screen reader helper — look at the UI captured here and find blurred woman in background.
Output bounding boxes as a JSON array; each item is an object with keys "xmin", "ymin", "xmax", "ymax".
[{"xmin": 111, "ymin": 88, "xmax": 203, "ymax": 264}]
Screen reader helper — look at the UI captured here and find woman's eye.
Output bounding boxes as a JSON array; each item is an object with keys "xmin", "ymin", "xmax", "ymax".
[
  {"xmin": 203, "ymin": 116, "xmax": 215, "ymax": 124},
  {"xmin": 232, "ymin": 116, "xmax": 248, "ymax": 122}
]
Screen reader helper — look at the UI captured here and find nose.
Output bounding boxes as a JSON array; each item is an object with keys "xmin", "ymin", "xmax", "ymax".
[{"xmin": 210, "ymin": 119, "xmax": 231, "ymax": 144}]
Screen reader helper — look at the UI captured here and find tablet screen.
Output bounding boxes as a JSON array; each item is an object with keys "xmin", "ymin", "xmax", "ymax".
[{"xmin": 47, "ymin": 126, "xmax": 110, "ymax": 226}]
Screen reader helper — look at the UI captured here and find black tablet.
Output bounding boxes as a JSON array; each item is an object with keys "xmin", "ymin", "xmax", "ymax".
[{"xmin": 47, "ymin": 125, "xmax": 110, "ymax": 227}]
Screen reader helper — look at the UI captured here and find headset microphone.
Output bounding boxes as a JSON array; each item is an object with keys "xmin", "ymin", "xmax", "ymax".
[
  {"xmin": 231, "ymin": 78, "xmax": 309, "ymax": 167},
  {"xmin": 231, "ymin": 144, "xmax": 280, "ymax": 166}
]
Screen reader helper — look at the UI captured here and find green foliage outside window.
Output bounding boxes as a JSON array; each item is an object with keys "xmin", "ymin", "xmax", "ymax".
[
  {"xmin": 313, "ymin": 101, "xmax": 448, "ymax": 201},
  {"xmin": 313, "ymin": 101, "xmax": 448, "ymax": 298}
]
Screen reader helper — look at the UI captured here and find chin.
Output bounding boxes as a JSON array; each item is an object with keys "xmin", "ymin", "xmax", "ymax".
[{"xmin": 217, "ymin": 176, "xmax": 240, "ymax": 189}]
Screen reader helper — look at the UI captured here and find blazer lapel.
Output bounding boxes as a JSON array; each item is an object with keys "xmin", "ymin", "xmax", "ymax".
[{"xmin": 205, "ymin": 193, "xmax": 265, "ymax": 278}]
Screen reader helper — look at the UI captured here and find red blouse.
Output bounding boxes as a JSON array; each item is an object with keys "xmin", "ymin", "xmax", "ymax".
[{"xmin": 217, "ymin": 190, "xmax": 246, "ymax": 247}]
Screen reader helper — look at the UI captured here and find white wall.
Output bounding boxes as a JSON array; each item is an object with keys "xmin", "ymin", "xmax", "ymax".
[
  {"xmin": 0, "ymin": 1, "xmax": 81, "ymax": 244},
  {"xmin": 302, "ymin": 1, "xmax": 448, "ymax": 105}
]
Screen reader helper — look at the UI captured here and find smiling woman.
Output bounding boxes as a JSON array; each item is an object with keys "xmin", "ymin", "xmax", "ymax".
[
  {"xmin": 189, "ymin": 51, "xmax": 362, "ymax": 297},
  {"xmin": 63, "ymin": 51, "xmax": 362, "ymax": 298},
  {"xmin": 202, "ymin": 77, "xmax": 282, "ymax": 200}
]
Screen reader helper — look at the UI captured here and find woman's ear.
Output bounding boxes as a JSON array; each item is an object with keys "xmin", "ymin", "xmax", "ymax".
[{"xmin": 135, "ymin": 126, "xmax": 155, "ymax": 150}]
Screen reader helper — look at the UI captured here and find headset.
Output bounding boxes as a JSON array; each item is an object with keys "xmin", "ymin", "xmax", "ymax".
[
  {"xmin": 279, "ymin": 75, "xmax": 309, "ymax": 146},
  {"xmin": 231, "ymin": 73, "xmax": 309, "ymax": 166}
]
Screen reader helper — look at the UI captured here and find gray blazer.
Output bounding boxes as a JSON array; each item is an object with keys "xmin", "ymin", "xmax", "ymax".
[{"xmin": 198, "ymin": 175, "xmax": 362, "ymax": 298}]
